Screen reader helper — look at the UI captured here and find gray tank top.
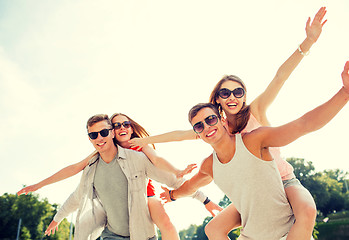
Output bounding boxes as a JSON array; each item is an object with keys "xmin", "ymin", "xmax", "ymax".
[{"xmin": 212, "ymin": 134, "xmax": 295, "ymax": 240}]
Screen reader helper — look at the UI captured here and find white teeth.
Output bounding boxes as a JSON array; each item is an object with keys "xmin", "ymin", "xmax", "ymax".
[
  {"xmin": 206, "ymin": 130, "xmax": 216, "ymax": 137},
  {"xmin": 120, "ymin": 132, "xmax": 127, "ymax": 136},
  {"xmin": 97, "ymin": 142, "xmax": 106, "ymax": 146}
]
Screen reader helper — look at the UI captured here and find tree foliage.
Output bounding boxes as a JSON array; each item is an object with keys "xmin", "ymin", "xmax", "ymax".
[{"xmin": 0, "ymin": 192, "xmax": 71, "ymax": 240}]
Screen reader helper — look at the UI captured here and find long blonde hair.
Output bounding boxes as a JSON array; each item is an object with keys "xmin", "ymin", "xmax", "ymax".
[{"xmin": 209, "ymin": 75, "xmax": 251, "ymax": 134}]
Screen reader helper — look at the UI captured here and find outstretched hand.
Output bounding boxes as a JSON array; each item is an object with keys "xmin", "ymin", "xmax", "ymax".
[
  {"xmin": 342, "ymin": 61, "xmax": 349, "ymax": 94},
  {"xmin": 45, "ymin": 220, "xmax": 59, "ymax": 236},
  {"xmin": 306, "ymin": 7, "xmax": 327, "ymax": 43},
  {"xmin": 176, "ymin": 164, "xmax": 197, "ymax": 178},
  {"xmin": 205, "ymin": 201, "xmax": 223, "ymax": 217},
  {"xmin": 17, "ymin": 184, "xmax": 40, "ymax": 196},
  {"xmin": 160, "ymin": 186, "xmax": 172, "ymax": 203}
]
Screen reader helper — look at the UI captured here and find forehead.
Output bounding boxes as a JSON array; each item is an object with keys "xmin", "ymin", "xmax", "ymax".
[
  {"xmin": 191, "ymin": 107, "xmax": 216, "ymax": 124},
  {"xmin": 112, "ymin": 115, "xmax": 129, "ymax": 123},
  {"xmin": 221, "ymin": 80, "xmax": 243, "ymax": 90},
  {"xmin": 88, "ymin": 120, "xmax": 110, "ymax": 132}
]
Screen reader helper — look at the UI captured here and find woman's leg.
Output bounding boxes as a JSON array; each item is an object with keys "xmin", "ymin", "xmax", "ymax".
[
  {"xmin": 205, "ymin": 203, "xmax": 241, "ymax": 240},
  {"xmin": 285, "ymin": 182, "xmax": 317, "ymax": 240},
  {"xmin": 148, "ymin": 197, "xmax": 179, "ymax": 240}
]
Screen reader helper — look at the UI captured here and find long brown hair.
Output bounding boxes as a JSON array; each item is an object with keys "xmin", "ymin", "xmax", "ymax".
[
  {"xmin": 209, "ymin": 75, "xmax": 251, "ymax": 134},
  {"xmin": 110, "ymin": 113, "xmax": 155, "ymax": 149}
]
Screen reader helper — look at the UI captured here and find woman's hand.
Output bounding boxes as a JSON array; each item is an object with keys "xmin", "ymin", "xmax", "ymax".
[
  {"xmin": 129, "ymin": 137, "xmax": 147, "ymax": 149},
  {"xmin": 17, "ymin": 184, "xmax": 40, "ymax": 196},
  {"xmin": 176, "ymin": 164, "xmax": 197, "ymax": 178},
  {"xmin": 306, "ymin": 7, "xmax": 327, "ymax": 43}
]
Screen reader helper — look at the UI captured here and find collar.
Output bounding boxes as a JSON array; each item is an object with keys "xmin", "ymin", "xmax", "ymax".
[{"xmin": 116, "ymin": 144, "xmax": 127, "ymax": 160}]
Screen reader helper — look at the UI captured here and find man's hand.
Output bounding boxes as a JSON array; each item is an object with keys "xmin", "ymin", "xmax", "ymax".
[
  {"xmin": 45, "ymin": 220, "xmax": 59, "ymax": 236},
  {"xmin": 160, "ymin": 186, "xmax": 173, "ymax": 203}
]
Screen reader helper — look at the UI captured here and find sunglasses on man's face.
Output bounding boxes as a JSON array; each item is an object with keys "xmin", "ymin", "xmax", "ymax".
[
  {"xmin": 113, "ymin": 121, "xmax": 132, "ymax": 130},
  {"xmin": 192, "ymin": 115, "xmax": 219, "ymax": 134},
  {"xmin": 88, "ymin": 128, "xmax": 113, "ymax": 140},
  {"xmin": 217, "ymin": 87, "xmax": 245, "ymax": 99}
]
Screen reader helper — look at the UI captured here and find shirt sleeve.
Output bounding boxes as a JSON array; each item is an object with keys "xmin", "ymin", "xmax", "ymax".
[{"xmin": 53, "ymin": 169, "xmax": 86, "ymax": 222}]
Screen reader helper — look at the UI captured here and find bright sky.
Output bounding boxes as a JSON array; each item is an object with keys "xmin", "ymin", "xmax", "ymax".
[{"xmin": 1, "ymin": 0, "xmax": 348, "ymax": 232}]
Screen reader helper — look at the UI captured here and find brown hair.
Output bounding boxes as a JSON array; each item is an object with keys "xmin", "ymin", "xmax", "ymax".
[
  {"xmin": 188, "ymin": 103, "xmax": 221, "ymax": 122},
  {"xmin": 110, "ymin": 113, "xmax": 155, "ymax": 149},
  {"xmin": 86, "ymin": 114, "xmax": 112, "ymax": 130},
  {"xmin": 209, "ymin": 75, "xmax": 251, "ymax": 134}
]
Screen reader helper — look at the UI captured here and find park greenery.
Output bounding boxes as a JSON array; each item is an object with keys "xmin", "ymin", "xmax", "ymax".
[
  {"xmin": 0, "ymin": 193, "xmax": 71, "ymax": 240},
  {"xmin": 0, "ymin": 157, "xmax": 348, "ymax": 239}
]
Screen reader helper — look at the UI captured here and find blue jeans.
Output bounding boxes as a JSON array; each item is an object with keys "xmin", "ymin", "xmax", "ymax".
[{"xmin": 100, "ymin": 227, "xmax": 157, "ymax": 240}]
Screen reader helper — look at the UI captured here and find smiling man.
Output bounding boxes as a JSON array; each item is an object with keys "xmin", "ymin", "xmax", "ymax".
[
  {"xmin": 44, "ymin": 114, "xmax": 206, "ymax": 240},
  {"xmin": 161, "ymin": 62, "xmax": 349, "ymax": 240}
]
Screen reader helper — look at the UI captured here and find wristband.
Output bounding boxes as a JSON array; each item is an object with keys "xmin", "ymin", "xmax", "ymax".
[
  {"xmin": 169, "ymin": 190, "xmax": 176, "ymax": 201},
  {"xmin": 298, "ymin": 44, "xmax": 309, "ymax": 56},
  {"xmin": 203, "ymin": 197, "xmax": 211, "ymax": 205}
]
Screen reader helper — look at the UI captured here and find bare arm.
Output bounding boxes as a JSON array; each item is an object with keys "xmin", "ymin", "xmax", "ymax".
[
  {"xmin": 129, "ymin": 129, "xmax": 197, "ymax": 148},
  {"xmin": 261, "ymin": 61, "xmax": 349, "ymax": 148},
  {"xmin": 250, "ymin": 7, "xmax": 327, "ymax": 125},
  {"xmin": 160, "ymin": 156, "xmax": 214, "ymax": 202},
  {"xmin": 141, "ymin": 145, "xmax": 196, "ymax": 178},
  {"xmin": 17, "ymin": 150, "xmax": 97, "ymax": 195}
]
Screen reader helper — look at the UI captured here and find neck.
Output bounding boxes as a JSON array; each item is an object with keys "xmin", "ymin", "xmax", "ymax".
[
  {"xmin": 211, "ymin": 132, "xmax": 236, "ymax": 164},
  {"xmin": 99, "ymin": 145, "xmax": 118, "ymax": 163},
  {"xmin": 119, "ymin": 140, "xmax": 131, "ymax": 149}
]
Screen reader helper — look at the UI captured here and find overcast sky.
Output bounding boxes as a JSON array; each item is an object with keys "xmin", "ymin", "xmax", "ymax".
[{"xmin": 1, "ymin": 0, "xmax": 348, "ymax": 231}]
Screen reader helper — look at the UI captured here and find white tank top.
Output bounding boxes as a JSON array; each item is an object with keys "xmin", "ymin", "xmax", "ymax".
[{"xmin": 212, "ymin": 134, "xmax": 295, "ymax": 240}]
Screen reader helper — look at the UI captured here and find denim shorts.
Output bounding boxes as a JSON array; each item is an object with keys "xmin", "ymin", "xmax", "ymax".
[{"xmin": 282, "ymin": 177, "xmax": 302, "ymax": 189}]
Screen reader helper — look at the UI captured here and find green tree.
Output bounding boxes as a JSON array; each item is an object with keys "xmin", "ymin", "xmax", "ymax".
[{"xmin": 0, "ymin": 192, "xmax": 71, "ymax": 240}]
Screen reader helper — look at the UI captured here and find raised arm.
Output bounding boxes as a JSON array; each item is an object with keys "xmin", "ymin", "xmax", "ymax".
[
  {"xmin": 250, "ymin": 7, "xmax": 327, "ymax": 125},
  {"xmin": 141, "ymin": 145, "xmax": 197, "ymax": 178},
  {"xmin": 261, "ymin": 61, "xmax": 349, "ymax": 148},
  {"xmin": 17, "ymin": 150, "xmax": 97, "ymax": 195},
  {"xmin": 129, "ymin": 129, "xmax": 197, "ymax": 149}
]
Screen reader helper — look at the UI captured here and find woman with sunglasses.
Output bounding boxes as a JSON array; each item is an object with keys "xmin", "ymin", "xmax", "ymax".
[
  {"xmin": 18, "ymin": 113, "xmax": 221, "ymax": 240},
  {"xmin": 129, "ymin": 7, "xmax": 327, "ymax": 239}
]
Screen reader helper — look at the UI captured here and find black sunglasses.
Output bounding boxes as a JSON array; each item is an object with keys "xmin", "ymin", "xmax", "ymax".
[
  {"xmin": 113, "ymin": 121, "xmax": 132, "ymax": 130},
  {"xmin": 88, "ymin": 128, "xmax": 112, "ymax": 140},
  {"xmin": 217, "ymin": 87, "xmax": 245, "ymax": 99},
  {"xmin": 192, "ymin": 115, "xmax": 219, "ymax": 133}
]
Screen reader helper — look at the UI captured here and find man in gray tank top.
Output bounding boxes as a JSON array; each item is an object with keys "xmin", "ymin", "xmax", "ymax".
[{"xmin": 160, "ymin": 61, "xmax": 349, "ymax": 240}]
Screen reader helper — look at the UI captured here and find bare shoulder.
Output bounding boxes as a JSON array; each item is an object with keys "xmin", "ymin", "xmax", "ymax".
[{"xmin": 199, "ymin": 154, "xmax": 214, "ymax": 178}]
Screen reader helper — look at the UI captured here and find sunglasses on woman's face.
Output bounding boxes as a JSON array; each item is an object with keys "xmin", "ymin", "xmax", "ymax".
[
  {"xmin": 113, "ymin": 121, "xmax": 132, "ymax": 130},
  {"xmin": 217, "ymin": 87, "xmax": 245, "ymax": 99},
  {"xmin": 192, "ymin": 115, "xmax": 219, "ymax": 134},
  {"xmin": 88, "ymin": 128, "xmax": 113, "ymax": 140}
]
